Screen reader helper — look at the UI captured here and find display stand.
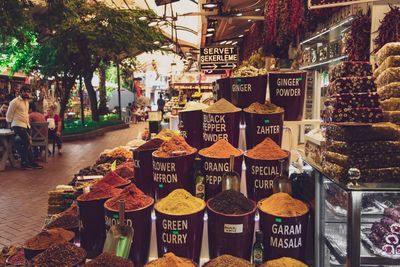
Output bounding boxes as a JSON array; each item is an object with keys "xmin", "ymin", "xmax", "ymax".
[{"xmin": 307, "ymin": 159, "xmax": 400, "ymax": 267}]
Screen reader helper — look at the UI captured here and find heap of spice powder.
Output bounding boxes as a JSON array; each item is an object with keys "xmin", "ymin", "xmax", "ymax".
[
  {"xmin": 209, "ymin": 190, "xmax": 254, "ymax": 215},
  {"xmin": 115, "ymin": 162, "xmax": 134, "ymax": 179},
  {"xmin": 31, "ymin": 242, "xmax": 86, "ymax": 267},
  {"xmin": 46, "ymin": 214, "xmax": 79, "ymax": 230},
  {"xmin": 105, "ymin": 184, "xmax": 153, "ymax": 210},
  {"xmin": 24, "ymin": 228, "xmax": 75, "ymax": 250},
  {"xmin": 259, "ymin": 192, "xmax": 309, "ymax": 217},
  {"xmin": 262, "ymin": 257, "xmax": 308, "ymax": 267},
  {"xmin": 244, "ymin": 101, "xmax": 284, "ymax": 114},
  {"xmin": 154, "ymin": 136, "xmax": 196, "ymax": 157},
  {"xmin": 135, "ymin": 138, "xmax": 164, "ymax": 151},
  {"xmin": 155, "ymin": 189, "xmax": 205, "ymax": 215},
  {"xmin": 77, "ymin": 183, "xmax": 122, "ymax": 201},
  {"xmin": 199, "ymin": 139, "xmax": 242, "ymax": 158},
  {"xmin": 83, "ymin": 252, "xmax": 134, "ymax": 267},
  {"xmin": 155, "ymin": 129, "xmax": 180, "ymax": 141},
  {"xmin": 203, "ymin": 98, "xmax": 241, "ymax": 113},
  {"xmin": 246, "ymin": 137, "xmax": 289, "ymax": 160},
  {"xmin": 95, "ymin": 171, "xmax": 129, "ymax": 187},
  {"xmin": 145, "ymin": 252, "xmax": 196, "ymax": 267},
  {"xmin": 203, "ymin": 255, "xmax": 252, "ymax": 267}
]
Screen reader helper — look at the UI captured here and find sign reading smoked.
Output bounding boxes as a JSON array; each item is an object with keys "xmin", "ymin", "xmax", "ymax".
[
  {"xmin": 269, "ymin": 71, "xmax": 306, "ymax": 121},
  {"xmin": 200, "ymin": 47, "xmax": 239, "ymax": 71},
  {"xmin": 308, "ymin": 0, "xmax": 379, "ymax": 9}
]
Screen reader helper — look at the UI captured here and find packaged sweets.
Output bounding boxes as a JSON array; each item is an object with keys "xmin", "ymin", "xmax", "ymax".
[
  {"xmin": 375, "ymin": 42, "xmax": 400, "ymax": 66},
  {"xmin": 329, "ymin": 61, "xmax": 372, "ymax": 81},
  {"xmin": 329, "ymin": 76, "xmax": 376, "ymax": 94},
  {"xmin": 378, "ymin": 82, "xmax": 400, "ymax": 100},
  {"xmin": 326, "ymin": 107, "xmax": 383, "ymax": 123},
  {"xmin": 325, "ymin": 123, "xmax": 400, "ymax": 142},
  {"xmin": 374, "ymin": 56, "xmax": 400, "ymax": 78},
  {"xmin": 326, "ymin": 140, "xmax": 400, "ymax": 156},
  {"xmin": 324, "ymin": 150, "xmax": 400, "ymax": 169},
  {"xmin": 327, "ymin": 92, "xmax": 380, "ymax": 109},
  {"xmin": 376, "ymin": 67, "xmax": 400, "ymax": 88},
  {"xmin": 380, "ymin": 98, "xmax": 400, "ymax": 111},
  {"xmin": 384, "ymin": 111, "xmax": 400, "ymax": 124},
  {"xmin": 262, "ymin": 257, "xmax": 308, "ymax": 267}
]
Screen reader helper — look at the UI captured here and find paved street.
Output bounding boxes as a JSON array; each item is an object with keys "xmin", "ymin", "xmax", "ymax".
[{"xmin": 0, "ymin": 123, "xmax": 145, "ymax": 247}]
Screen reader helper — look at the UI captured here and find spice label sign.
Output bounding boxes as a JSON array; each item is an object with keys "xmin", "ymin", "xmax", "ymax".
[
  {"xmin": 224, "ymin": 224, "xmax": 244, "ymax": 234},
  {"xmin": 200, "ymin": 47, "xmax": 239, "ymax": 70}
]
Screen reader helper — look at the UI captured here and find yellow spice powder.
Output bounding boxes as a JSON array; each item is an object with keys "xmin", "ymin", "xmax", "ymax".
[
  {"xmin": 155, "ymin": 129, "xmax": 180, "ymax": 141},
  {"xmin": 262, "ymin": 257, "xmax": 308, "ymax": 267},
  {"xmin": 259, "ymin": 192, "xmax": 308, "ymax": 217},
  {"xmin": 155, "ymin": 189, "xmax": 205, "ymax": 215},
  {"xmin": 145, "ymin": 252, "xmax": 195, "ymax": 267}
]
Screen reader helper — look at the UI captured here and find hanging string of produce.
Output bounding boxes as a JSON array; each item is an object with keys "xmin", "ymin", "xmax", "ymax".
[
  {"xmin": 374, "ymin": 5, "xmax": 400, "ymax": 53},
  {"xmin": 345, "ymin": 10, "xmax": 371, "ymax": 62}
]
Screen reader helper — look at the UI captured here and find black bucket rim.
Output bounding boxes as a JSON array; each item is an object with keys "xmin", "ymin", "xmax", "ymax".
[
  {"xmin": 242, "ymin": 109, "xmax": 285, "ymax": 116},
  {"xmin": 104, "ymin": 197, "xmax": 155, "ymax": 213},
  {"xmin": 202, "ymin": 110, "xmax": 242, "ymax": 115},
  {"xmin": 154, "ymin": 203, "xmax": 206, "ymax": 217},
  {"xmin": 257, "ymin": 198, "xmax": 310, "ymax": 218}
]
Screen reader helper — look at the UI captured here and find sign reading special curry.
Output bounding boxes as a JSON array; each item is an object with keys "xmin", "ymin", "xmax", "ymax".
[{"xmin": 269, "ymin": 71, "xmax": 306, "ymax": 121}]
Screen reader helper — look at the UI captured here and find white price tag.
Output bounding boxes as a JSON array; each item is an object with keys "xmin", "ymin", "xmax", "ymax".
[{"xmin": 224, "ymin": 224, "xmax": 243, "ymax": 233}]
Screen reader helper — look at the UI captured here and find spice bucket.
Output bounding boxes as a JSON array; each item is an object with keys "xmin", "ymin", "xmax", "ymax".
[
  {"xmin": 230, "ymin": 75, "xmax": 268, "ymax": 109},
  {"xmin": 77, "ymin": 197, "xmax": 109, "ymax": 258},
  {"xmin": 268, "ymin": 71, "xmax": 306, "ymax": 121},
  {"xmin": 198, "ymin": 153, "xmax": 243, "ymax": 200},
  {"xmin": 215, "ymin": 78, "xmax": 232, "ymax": 101},
  {"xmin": 155, "ymin": 207, "xmax": 205, "ymax": 263},
  {"xmin": 244, "ymin": 153, "xmax": 290, "ymax": 202},
  {"xmin": 258, "ymin": 204, "xmax": 309, "ymax": 261},
  {"xmin": 179, "ymin": 109, "xmax": 203, "ymax": 150},
  {"xmin": 206, "ymin": 200, "xmax": 256, "ymax": 260},
  {"xmin": 152, "ymin": 150, "xmax": 198, "ymax": 201},
  {"xmin": 104, "ymin": 199, "xmax": 154, "ymax": 267},
  {"xmin": 202, "ymin": 111, "xmax": 241, "ymax": 148},
  {"xmin": 244, "ymin": 110, "xmax": 284, "ymax": 149},
  {"xmin": 133, "ymin": 148, "xmax": 159, "ymax": 197}
]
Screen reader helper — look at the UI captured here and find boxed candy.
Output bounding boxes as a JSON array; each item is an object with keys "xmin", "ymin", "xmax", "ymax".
[
  {"xmin": 374, "ymin": 56, "xmax": 400, "ymax": 78},
  {"xmin": 380, "ymin": 98, "xmax": 400, "ymax": 111},
  {"xmin": 376, "ymin": 67, "xmax": 400, "ymax": 88},
  {"xmin": 378, "ymin": 82, "xmax": 400, "ymax": 100},
  {"xmin": 384, "ymin": 111, "xmax": 400, "ymax": 124},
  {"xmin": 324, "ymin": 150, "xmax": 400, "ymax": 169},
  {"xmin": 327, "ymin": 92, "xmax": 380, "ymax": 109},
  {"xmin": 327, "ymin": 107, "xmax": 383, "ymax": 123},
  {"xmin": 329, "ymin": 61, "xmax": 372, "ymax": 82},
  {"xmin": 325, "ymin": 123, "xmax": 400, "ymax": 142},
  {"xmin": 329, "ymin": 76, "xmax": 376, "ymax": 95},
  {"xmin": 326, "ymin": 140, "xmax": 400, "ymax": 156},
  {"xmin": 375, "ymin": 42, "xmax": 400, "ymax": 66}
]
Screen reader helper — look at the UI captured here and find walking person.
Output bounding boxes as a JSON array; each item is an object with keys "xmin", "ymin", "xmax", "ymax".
[
  {"xmin": 6, "ymin": 85, "xmax": 43, "ymax": 170},
  {"xmin": 46, "ymin": 105, "xmax": 63, "ymax": 155}
]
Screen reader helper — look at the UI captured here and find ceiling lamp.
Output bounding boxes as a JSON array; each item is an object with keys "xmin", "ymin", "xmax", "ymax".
[
  {"xmin": 153, "ymin": 41, "xmax": 160, "ymax": 45},
  {"xmin": 226, "ymin": 40, "xmax": 232, "ymax": 44},
  {"xmin": 158, "ymin": 20, "xmax": 166, "ymax": 26},
  {"xmin": 165, "ymin": 16, "xmax": 174, "ymax": 22},
  {"xmin": 255, "ymin": 8, "xmax": 261, "ymax": 11},
  {"xmin": 220, "ymin": 40, "xmax": 227, "ymax": 45},
  {"xmin": 203, "ymin": 3, "xmax": 218, "ymax": 10},
  {"xmin": 168, "ymin": 43, "xmax": 175, "ymax": 48},
  {"xmin": 232, "ymin": 41, "xmax": 238, "ymax": 45},
  {"xmin": 248, "ymin": 19, "xmax": 252, "ymax": 22},
  {"xmin": 139, "ymin": 16, "xmax": 148, "ymax": 21},
  {"xmin": 236, "ymin": 13, "xmax": 243, "ymax": 17},
  {"xmin": 239, "ymin": 34, "xmax": 244, "ymax": 38},
  {"xmin": 206, "ymin": 33, "xmax": 214, "ymax": 37},
  {"xmin": 148, "ymin": 21, "xmax": 158, "ymax": 27},
  {"xmin": 161, "ymin": 44, "xmax": 169, "ymax": 49},
  {"xmin": 207, "ymin": 28, "xmax": 215, "ymax": 32}
]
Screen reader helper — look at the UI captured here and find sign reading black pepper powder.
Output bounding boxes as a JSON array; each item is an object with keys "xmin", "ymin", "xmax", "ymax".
[{"xmin": 269, "ymin": 72, "xmax": 306, "ymax": 121}]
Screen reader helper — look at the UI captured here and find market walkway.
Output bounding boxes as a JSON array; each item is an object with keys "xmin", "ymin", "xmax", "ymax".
[{"xmin": 0, "ymin": 122, "xmax": 146, "ymax": 247}]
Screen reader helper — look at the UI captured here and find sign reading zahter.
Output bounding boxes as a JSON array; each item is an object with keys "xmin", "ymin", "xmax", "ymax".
[{"xmin": 200, "ymin": 46, "xmax": 239, "ymax": 70}]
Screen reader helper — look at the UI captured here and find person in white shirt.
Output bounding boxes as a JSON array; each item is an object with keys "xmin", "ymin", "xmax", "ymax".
[{"xmin": 6, "ymin": 85, "xmax": 43, "ymax": 170}]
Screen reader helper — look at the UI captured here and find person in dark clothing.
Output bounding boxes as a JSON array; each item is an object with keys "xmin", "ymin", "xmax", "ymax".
[{"xmin": 157, "ymin": 93, "xmax": 165, "ymax": 115}]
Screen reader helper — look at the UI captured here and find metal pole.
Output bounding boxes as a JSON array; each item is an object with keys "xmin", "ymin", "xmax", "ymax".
[
  {"xmin": 116, "ymin": 62, "xmax": 122, "ymax": 120},
  {"xmin": 79, "ymin": 76, "xmax": 85, "ymax": 126}
]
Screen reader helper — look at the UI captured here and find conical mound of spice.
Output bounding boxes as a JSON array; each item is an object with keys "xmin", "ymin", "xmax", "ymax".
[
  {"xmin": 154, "ymin": 136, "xmax": 196, "ymax": 157},
  {"xmin": 199, "ymin": 139, "xmax": 242, "ymax": 158},
  {"xmin": 145, "ymin": 252, "xmax": 195, "ymax": 267},
  {"xmin": 77, "ymin": 184, "xmax": 122, "ymax": 201},
  {"xmin": 31, "ymin": 243, "xmax": 86, "ymax": 267},
  {"xmin": 95, "ymin": 171, "xmax": 129, "ymax": 187},
  {"xmin": 155, "ymin": 189, "xmax": 205, "ymax": 215},
  {"xmin": 203, "ymin": 254, "xmax": 252, "ymax": 267},
  {"xmin": 246, "ymin": 137, "xmax": 289, "ymax": 160},
  {"xmin": 204, "ymin": 98, "xmax": 241, "ymax": 113},
  {"xmin": 262, "ymin": 257, "xmax": 308, "ymax": 267},
  {"xmin": 83, "ymin": 252, "xmax": 134, "ymax": 267},
  {"xmin": 24, "ymin": 228, "xmax": 75, "ymax": 250},
  {"xmin": 259, "ymin": 192, "xmax": 309, "ymax": 217},
  {"xmin": 135, "ymin": 138, "xmax": 164, "ymax": 151},
  {"xmin": 209, "ymin": 190, "xmax": 254, "ymax": 215},
  {"xmin": 105, "ymin": 184, "xmax": 153, "ymax": 211},
  {"xmin": 244, "ymin": 101, "xmax": 284, "ymax": 114}
]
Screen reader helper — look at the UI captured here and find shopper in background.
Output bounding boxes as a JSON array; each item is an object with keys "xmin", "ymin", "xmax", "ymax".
[
  {"xmin": 157, "ymin": 93, "xmax": 165, "ymax": 116},
  {"xmin": 29, "ymin": 103, "xmax": 46, "ymax": 123},
  {"xmin": 46, "ymin": 105, "xmax": 63, "ymax": 155},
  {"xmin": 0, "ymin": 104, "xmax": 9, "ymax": 128},
  {"xmin": 6, "ymin": 85, "xmax": 43, "ymax": 170}
]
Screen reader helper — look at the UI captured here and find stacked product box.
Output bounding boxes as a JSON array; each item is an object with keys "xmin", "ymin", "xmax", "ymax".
[
  {"xmin": 322, "ymin": 61, "xmax": 400, "ymax": 183},
  {"xmin": 374, "ymin": 42, "xmax": 400, "ymax": 125}
]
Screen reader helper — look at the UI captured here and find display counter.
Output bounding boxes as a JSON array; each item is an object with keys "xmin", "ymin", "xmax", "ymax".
[{"xmin": 307, "ymin": 159, "xmax": 400, "ymax": 267}]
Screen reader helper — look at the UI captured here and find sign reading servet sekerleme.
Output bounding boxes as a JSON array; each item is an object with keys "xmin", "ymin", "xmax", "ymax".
[{"xmin": 200, "ymin": 47, "xmax": 239, "ymax": 70}]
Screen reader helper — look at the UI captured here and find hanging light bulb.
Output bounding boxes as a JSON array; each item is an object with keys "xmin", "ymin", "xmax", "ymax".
[
  {"xmin": 153, "ymin": 41, "xmax": 160, "ymax": 45},
  {"xmin": 139, "ymin": 16, "xmax": 148, "ymax": 21},
  {"xmin": 148, "ymin": 21, "xmax": 158, "ymax": 27}
]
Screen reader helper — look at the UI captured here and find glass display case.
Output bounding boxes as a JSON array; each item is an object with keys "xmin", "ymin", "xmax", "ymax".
[{"xmin": 311, "ymin": 163, "xmax": 400, "ymax": 267}]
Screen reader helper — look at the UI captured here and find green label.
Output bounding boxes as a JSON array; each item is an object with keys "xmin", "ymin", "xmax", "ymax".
[
  {"xmin": 275, "ymin": 217, "xmax": 282, "ymax": 223},
  {"xmin": 172, "ymin": 230, "xmax": 179, "ymax": 235},
  {"xmin": 159, "ymin": 184, "xmax": 164, "ymax": 188},
  {"xmin": 264, "ymin": 119, "xmax": 270, "ymax": 123}
]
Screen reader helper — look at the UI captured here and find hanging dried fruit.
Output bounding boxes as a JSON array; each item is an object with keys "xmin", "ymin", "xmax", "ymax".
[
  {"xmin": 374, "ymin": 5, "xmax": 400, "ymax": 52},
  {"xmin": 345, "ymin": 10, "xmax": 371, "ymax": 61}
]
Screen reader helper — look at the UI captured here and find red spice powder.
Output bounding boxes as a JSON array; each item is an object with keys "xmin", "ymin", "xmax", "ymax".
[
  {"xmin": 115, "ymin": 163, "xmax": 134, "ymax": 179},
  {"xmin": 95, "ymin": 171, "xmax": 128, "ymax": 187},
  {"xmin": 246, "ymin": 137, "xmax": 289, "ymax": 160},
  {"xmin": 78, "ymin": 184, "xmax": 122, "ymax": 201},
  {"xmin": 105, "ymin": 184, "xmax": 153, "ymax": 211}
]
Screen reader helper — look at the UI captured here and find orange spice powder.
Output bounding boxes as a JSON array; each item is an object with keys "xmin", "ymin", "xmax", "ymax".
[
  {"xmin": 199, "ymin": 139, "xmax": 242, "ymax": 158},
  {"xmin": 246, "ymin": 138, "xmax": 288, "ymax": 160},
  {"xmin": 259, "ymin": 192, "xmax": 309, "ymax": 217}
]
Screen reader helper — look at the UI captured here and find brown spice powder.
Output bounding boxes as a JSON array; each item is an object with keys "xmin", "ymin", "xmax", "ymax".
[
  {"xmin": 246, "ymin": 138, "xmax": 288, "ymax": 160},
  {"xmin": 24, "ymin": 228, "xmax": 75, "ymax": 250},
  {"xmin": 204, "ymin": 98, "xmax": 241, "ymax": 113},
  {"xmin": 145, "ymin": 252, "xmax": 196, "ymax": 267},
  {"xmin": 199, "ymin": 139, "xmax": 242, "ymax": 158},
  {"xmin": 244, "ymin": 101, "xmax": 284, "ymax": 114},
  {"xmin": 154, "ymin": 136, "xmax": 196, "ymax": 157},
  {"xmin": 259, "ymin": 192, "xmax": 309, "ymax": 217}
]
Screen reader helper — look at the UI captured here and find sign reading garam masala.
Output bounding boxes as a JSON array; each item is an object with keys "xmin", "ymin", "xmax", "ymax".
[
  {"xmin": 200, "ymin": 47, "xmax": 239, "ymax": 70},
  {"xmin": 269, "ymin": 72, "xmax": 306, "ymax": 121}
]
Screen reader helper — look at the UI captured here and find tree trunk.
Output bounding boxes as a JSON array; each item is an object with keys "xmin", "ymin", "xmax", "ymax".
[
  {"xmin": 84, "ymin": 72, "xmax": 100, "ymax": 122},
  {"xmin": 59, "ymin": 75, "xmax": 76, "ymax": 126},
  {"xmin": 98, "ymin": 64, "xmax": 108, "ymax": 115}
]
